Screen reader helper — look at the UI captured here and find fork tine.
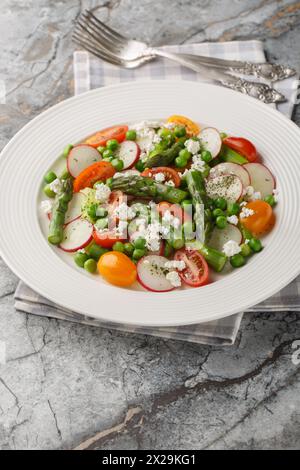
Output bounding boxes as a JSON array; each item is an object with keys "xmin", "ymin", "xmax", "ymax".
[
  {"xmin": 79, "ymin": 12, "xmax": 124, "ymax": 50},
  {"xmin": 83, "ymin": 10, "xmax": 127, "ymax": 43},
  {"xmin": 75, "ymin": 19, "xmax": 123, "ymax": 55},
  {"xmin": 72, "ymin": 34, "xmax": 125, "ymax": 66}
]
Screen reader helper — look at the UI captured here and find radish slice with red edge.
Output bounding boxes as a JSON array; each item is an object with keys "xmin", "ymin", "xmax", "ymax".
[
  {"xmin": 199, "ymin": 127, "xmax": 222, "ymax": 158},
  {"xmin": 209, "ymin": 162, "xmax": 250, "ymax": 188},
  {"xmin": 137, "ymin": 255, "xmax": 175, "ymax": 292},
  {"xmin": 59, "ymin": 218, "xmax": 93, "ymax": 252},
  {"xmin": 67, "ymin": 144, "xmax": 101, "ymax": 178},
  {"xmin": 209, "ymin": 225, "xmax": 242, "ymax": 252},
  {"xmin": 115, "ymin": 141, "xmax": 141, "ymax": 169},
  {"xmin": 244, "ymin": 163, "xmax": 276, "ymax": 198},
  {"xmin": 65, "ymin": 192, "xmax": 86, "ymax": 224},
  {"xmin": 206, "ymin": 174, "xmax": 243, "ymax": 202}
]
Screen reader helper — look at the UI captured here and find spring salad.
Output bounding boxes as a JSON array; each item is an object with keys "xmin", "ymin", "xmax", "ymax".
[{"xmin": 41, "ymin": 115, "xmax": 277, "ymax": 292}]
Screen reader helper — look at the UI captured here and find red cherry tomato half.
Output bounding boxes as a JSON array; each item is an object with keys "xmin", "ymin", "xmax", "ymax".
[
  {"xmin": 141, "ymin": 167, "xmax": 181, "ymax": 187},
  {"xmin": 174, "ymin": 249, "xmax": 209, "ymax": 287},
  {"xmin": 93, "ymin": 230, "xmax": 127, "ymax": 248},
  {"xmin": 223, "ymin": 137, "xmax": 258, "ymax": 162},
  {"xmin": 156, "ymin": 201, "xmax": 191, "ymax": 223},
  {"xmin": 85, "ymin": 125, "xmax": 128, "ymax": 148}
]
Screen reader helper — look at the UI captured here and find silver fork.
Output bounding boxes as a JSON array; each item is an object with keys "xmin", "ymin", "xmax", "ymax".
[{"xmin": 72, "ymin": 10, "xmax": 287, "ymax": 104}]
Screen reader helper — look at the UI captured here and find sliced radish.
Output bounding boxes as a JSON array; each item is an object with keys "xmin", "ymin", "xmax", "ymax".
[
  {"xmin": 67, "ymin": 144, "xmax": 101, "ymax": 178},
  {"xmin": 136, "ymin": 131, "xmax": 155, "ymax": 154},
  {"xmin": 199, "ymin": 127, "xmax": 222, "ymax": 158},
  {"xmin": 59, "ymin": 218, "xmax": 93, "ymax": 252},
  {"xmin": 209, "ymin": 225, "xmax": 242, "ymax": 252},
  {"xmin": 209, "ymin": 162, "xmax": 250, "ymax": 188},
  {"xmin": 137, "ymin": 255, "xmax": 175, "ymax": 292},
  {"xmin": 65, "ymin": 192, "xmax": 86, "ymax": 224},
  {"xmin": 115, "ymin": 141, "xmax": 140, "ymax": 169},
  {"xmin": 244, "ymin": 163, "xmax": 276, "ymax": 198},
  {"xmin": 206, "ymin": 174, "xmax": 243, "ymax": 202}
]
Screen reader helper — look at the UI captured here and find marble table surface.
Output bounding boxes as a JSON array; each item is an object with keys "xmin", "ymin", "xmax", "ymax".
[{"xmin": 0, "ymin": 0, "xmax": 300, "ymax": 450}]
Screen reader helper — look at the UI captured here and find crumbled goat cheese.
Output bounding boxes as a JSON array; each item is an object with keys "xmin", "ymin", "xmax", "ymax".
[
  {"xmin": 145, "ymin": 222, "xmax": 161, "ymax": 252},
  {"xmin": 227, "ymin": 215, "xmax": 239, "ymax": 225},
  {"xmin": 114, "ymin": 202, "xmax": 136, "ymax": 220},
  {"xmin": 132, "ymin": 120, "xmax": 163, "ymax": 130},
  {"xmin": 245, "ymin": 239, "xmax": 250, "ymax": 245},
  {"xmin": 166, "ymin": 271, "xmax": 182, "ymax": 287},
  {"xmin": 240, "ymin": 207, "xmax": 255, "ymax": 219},
  {"xmin": 240, "ymin": 201, "xmax": 247, "ymax": 207},
  {"xmin": 49, "ymin": 178, "xmax": 62, "ymax": 194},
  {"xmin": 273, "ymin": 188, "xmax": 279, "ymax": 202},
  {"xmin": 191, "ymin": 155, "xmax": 206, "ymax": 172},
  {"xmin": 162, "ymin": 211, "xmax": 180, "ymax": 229},
  {"xmin": 223, "ymin": 240, "xmax": 242, "ymax": 257},
  {"xmin": 154, "ymin": 172, "xmax": 166, "ymax": 183},
  {"xmin": 152, "ymin": 134, "xmax": 162, "ymax": 144},
  {"xmin": 41, "ymin": 200, "xmax": 53, "ymax": 213},
  {"xmin": 184, "ymin": 139, "xmax": 201, "ymax": 155},
  {"xmin": 165, "ymin": 180, "xmax": 175, "ymax": 187},
  {"xmin": 95, "ymin": 183, "xmax": 111, "ymax": 203},
  {"xmin": 165, "ymin": 260, "xmax": 186, "ymax": 271},
  {"xmin": 116, "ymin": 220, "xmax": 128, "ymax": 236},
  {"xmin": 163, "ymin": 121, "xmax": 176, "ymax": 129}
]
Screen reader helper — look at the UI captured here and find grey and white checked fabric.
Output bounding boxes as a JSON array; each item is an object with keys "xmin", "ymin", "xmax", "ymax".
[{"xmin": 15, "ymin": 40, "xmax": 299, "ymax": 345}]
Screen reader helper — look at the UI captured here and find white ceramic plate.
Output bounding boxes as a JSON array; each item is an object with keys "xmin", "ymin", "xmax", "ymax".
[{"xmin": 0, "ymin": 80, "xmax": 300, "ymax": 327}]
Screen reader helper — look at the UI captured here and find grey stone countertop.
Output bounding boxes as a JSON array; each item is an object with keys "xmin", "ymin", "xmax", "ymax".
[{"xmin": 0, "ymin": 0, "xmax": 300, "ymax": 450}]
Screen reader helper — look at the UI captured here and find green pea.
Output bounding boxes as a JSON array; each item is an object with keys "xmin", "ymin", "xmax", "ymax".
[
  {"xmin": 264, "ymin": 194, "xmax": 276, "ymax": 207},
  {"xmin": 158, "ymin": 128, "xmax": 172, "ymax": 139},
  {"xmin": 240, "ymin": 243, "xmax": 252, "ymax": 257},
  {"xmin": 213, "ymin": 208, "xmax": 225, "ymax": 218},
  {"xmin": 63, "ymin": 144, "xmax": 73, "ymax": 158},
  {"xmin": 174, "ymin": 126, "xmax": 186, "ymax": 138},
  {"xmin": 87, "ymin": 244, "xmax": 108, "ymax": 261},
  {"xmin": 181, "ymin": 199, "xmax": 193, "ymax": 209},
  {"xmin": 94, "ymin": 218, "xmax": 108, "ymax": 231},
  {"xmin": 60, "ymin": 169, "xmax": 70, "ymax": 180},
  {"xmin": 43, "ymin": 184, "xmax": 56, "ymax": 198},
  {"xmin": 113, "ymin": 241, "xmax": 125, "ymax": 252},
  {"xmin": 175, "ymin": 155, "xmax": 188, "ymax": 168},
  {"xmin": 103, "ymin": 148, "xmax": 114, "ymax": 159},
  {"xmin": 97, "ymin": 145, "xmax": 106, "ymax": 154},
  {"xmin": 227, "ymin": 202, "xmax": 240, "ymax": 216},
  {"xmin": 44, "ymin": 171, "xmax": 57, "ymax": 184},
  {"xmin": 214, "ymin": 197, "xmax": 227, "ymax": 210},
  {"xmin": 126, "ymin": 130, "xmax": 137, "ymax": 141},
  {"xmin": 249, "ymin": 238, "xmax": 263, "ymax": 253},
  {"xmin": 201, "ymin": 150, "xmax": 212, "ymax": 163},
  {"xmin": 132, "ymin": 248, "xmax": 145, "ymax": 260},
  {"xmin": 124, "ymin": 242, "xmax": 134, "ymax": 256},
  {"xmin": 106, "ymin": 139, "xmax": 119, "ymax": 151},
  {"xmin": 230, "ymin": 254, "xmax": 246, "ymax": 268},
  {"xmin": 172, "ymin": 238, "xmax": 185, "ymax": 250},
  {"xmin": 216, "ymin": 215, "xmax": 227, "ymax": 229},
  {"xmin": 179, "ymin": 148, "xmax": 192, "ymax": 161},
  {"xmin": 135, "ymin": 160, "xmax": 145, "ymax": 172},
  {"xmin": 87, "ymin": 204, "xmax": 98, "ymax": 220},
  {"xmin": 74, "ymin": 252, "xmax": 89, "ymax": 268},
  {"xmin": 106, "ymin": 177, "xmax": 114, "ymax": 187},
  {"xmin": 96, "ymin": 206, "xmax": 108, "ymax": 218},
  {"xmin": 164, "ymin": 241, "xmax": 174, "ymax": 258},
  {"xmin": 134, "ymin": 237, "xmax": 146, "ymax": 250},
  {"xmin": 111, "ymin": 158, "xmax": 124, "ymax": 171},
  {"xmin": 84, "ymin": 258, "xmax": 97, "ymax": 273}
]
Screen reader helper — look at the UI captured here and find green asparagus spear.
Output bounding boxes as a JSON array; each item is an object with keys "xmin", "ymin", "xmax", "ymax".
[
  {"xmin": 145, "ymin": 140, "xmax": 185, "ymax": 168},
  {"xmin": 109, "ymin": 175, "xmax": 188, "ymax": 204},
  {"xmin": 185, "ymin": 240, "xmax": 227, "ymax": 272},
  {"xmin": 48, "ymin": 177, "xmax": 73, "ymax": 245},
  {"xmin": 185, "ymin": 170, "xmax": 213, "ymax": 243},
  {"xmin": 220, "ymin": 145, "xmax": 248, "ymax": 165}
]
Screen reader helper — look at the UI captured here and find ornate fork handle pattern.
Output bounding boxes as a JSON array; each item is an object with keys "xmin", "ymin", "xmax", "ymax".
[
  {"xmin": 221, "ymin": 78, "xmax": 284, "ymax": 104},
  {"xmin": 230, "ymin": 62, "xmax": 296, "ymax": 81}
]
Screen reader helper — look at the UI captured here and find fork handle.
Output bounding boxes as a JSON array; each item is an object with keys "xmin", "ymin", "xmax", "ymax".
[{"xmin": 147, "ymin": 48, "xmax": 286, "ymax": 104}]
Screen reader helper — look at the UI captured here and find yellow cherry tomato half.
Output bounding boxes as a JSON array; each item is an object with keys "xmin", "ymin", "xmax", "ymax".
[
  {"xmin": 98, "ymin": 251, "xmax": 137, "ymax": 287},
  {"xmin": 166, "ymin": 115, "xmax": 200, "ymax": 136},
  {"xmin": 240, "ymin": 200, "xmax": 275, "ymax": 237}
]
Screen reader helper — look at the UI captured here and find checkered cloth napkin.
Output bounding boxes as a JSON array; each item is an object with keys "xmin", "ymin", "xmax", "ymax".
[{"xmin": 14, "ymin": 40, "xmax": 299, "ymax": 345}]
